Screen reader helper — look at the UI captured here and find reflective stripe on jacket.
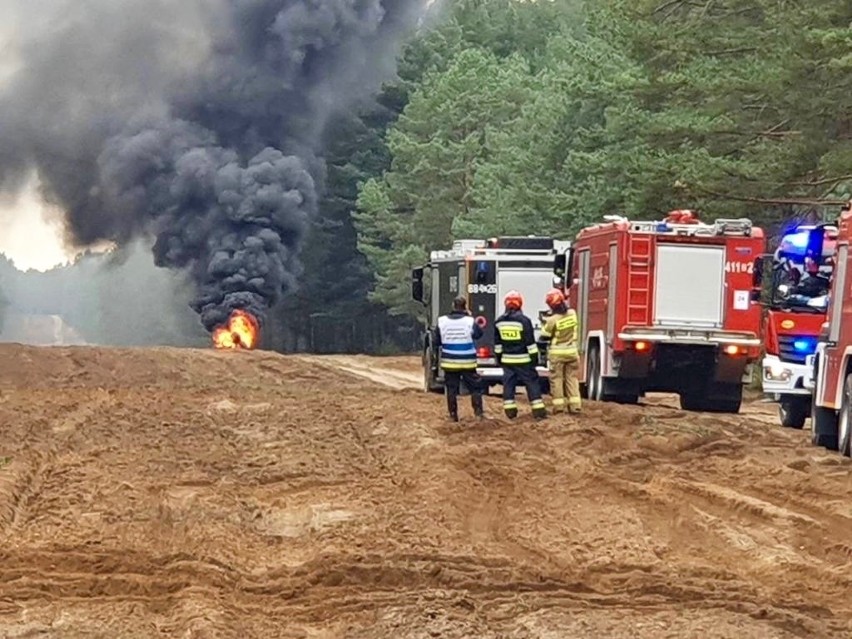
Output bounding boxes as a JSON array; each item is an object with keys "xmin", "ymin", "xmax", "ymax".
[
  {"xmin": 494, "ymin": 310, "xmax": 537, "ymax": 366},
  {"xmin": 434, "ymin": 312, "xmax": 482, "ymax": 371},
  {"xmin": 540, "ymin": 309, "xmax": 578, "ymax": 359}
]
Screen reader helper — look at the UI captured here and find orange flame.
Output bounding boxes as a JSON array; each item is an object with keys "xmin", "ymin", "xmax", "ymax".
[{"xmin": 212, "ymin": 310, "xmax": 260, "ymax": 350}]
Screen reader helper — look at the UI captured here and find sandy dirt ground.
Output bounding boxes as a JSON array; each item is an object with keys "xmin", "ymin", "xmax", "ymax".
[{"xmin": 1, "ymin": 345, "xmax": 852, "ymax": 638}]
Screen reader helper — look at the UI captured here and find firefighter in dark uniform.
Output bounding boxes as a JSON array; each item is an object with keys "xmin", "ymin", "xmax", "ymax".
[
  {"xmin": 494, "ymin": 290, "xmax": 547, "ymax": 420},
  {"xmin": 433, "ymin": 296, "xmax": 485, "ymax": 421}
]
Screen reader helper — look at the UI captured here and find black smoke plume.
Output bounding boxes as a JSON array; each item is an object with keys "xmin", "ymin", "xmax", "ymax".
[{"xmin": 0, "ymin": 0, "xmax": 421, "ymax": 332}]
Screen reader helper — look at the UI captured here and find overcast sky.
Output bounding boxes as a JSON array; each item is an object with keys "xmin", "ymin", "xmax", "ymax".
[
  {"xmin": 0, "ymin": 178, "xmax": 73, "ymax": 272},
  {"xmin": 0, "ymin": 3, "xmax": 73, "ymax": 271}
]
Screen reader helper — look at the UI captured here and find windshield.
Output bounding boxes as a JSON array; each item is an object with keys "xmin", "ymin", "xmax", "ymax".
[{"xmin": 768, "ymin": 228, "xmax": 835, "ymax": 313}]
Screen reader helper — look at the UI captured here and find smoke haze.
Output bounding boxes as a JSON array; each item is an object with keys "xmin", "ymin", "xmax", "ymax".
[
  {"xmin": 0, "ymin": 0, "xmax": 422, "ymax": 333},
  {"xmin": 0, "ymin": 241, "xmax": 207, "ymax": 347}
]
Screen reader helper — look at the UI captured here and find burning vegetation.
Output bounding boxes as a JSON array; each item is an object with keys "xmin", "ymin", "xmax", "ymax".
[{"xmin": 212, "ymin": 310, "xmax": 260, "ymax": 350}]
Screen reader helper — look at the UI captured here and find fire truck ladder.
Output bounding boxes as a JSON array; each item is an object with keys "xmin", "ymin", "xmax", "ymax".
[
  {"xmin": 627, "ymin": 235, "xmax": 653, "ymax": 325},
  {"xmin": 430, "ymin": 237, "xmax": 570, "ymax": 260},
  {"xmin": 627, "ymin": 218, "xmax": 753, "ymax": 237}
]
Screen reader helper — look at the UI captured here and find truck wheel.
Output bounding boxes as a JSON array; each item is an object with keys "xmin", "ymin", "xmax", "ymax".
[
  {"xmin": 423, "ymin": 349, "xmax": 443, "ymax": 394},
  {"xmin": 587, "ymin": 344, "xmax": 602, "ymax": 401},
  {"xmin": 838, "ymin": 375, "xmax": 852, "ymax": 457},
  {"xmin": 811, "ymin": 402, "xmax": 839, "ymax": 451},
  {"xmin": 679, "ymin": 392, "xmax": 705, "ymax": 412},
  {"xmin": 706, "ymin": 384, "xmax": 743, "ymax": 414},
  {"xmin": 679, "ymin": 384, "xmax": 741, "ymax": 413},
  {"xmin": 779, "ymin": 397, "xmax": 808, "ymax": 430}
]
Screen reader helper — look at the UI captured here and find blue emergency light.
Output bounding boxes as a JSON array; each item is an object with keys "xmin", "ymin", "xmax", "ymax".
[
  {"xmin": 792, "ymin": 337, "xmax": 817, "ymax": 353},
  {"xmin": 785, "ymin": 231, "xmax": 810, "ymax": 250}
]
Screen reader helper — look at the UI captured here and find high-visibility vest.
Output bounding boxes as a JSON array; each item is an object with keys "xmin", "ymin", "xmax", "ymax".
[
  {"xmin": 494, "ymin": 310, "xmax": 538, "ymax": 366},
  {"xmin": 437, "ymin": 314, "xmax": 477, "ymax": 370},
  {"xmin": 541, "ymin": 309, "xmax": 578, "ymax": 359}
]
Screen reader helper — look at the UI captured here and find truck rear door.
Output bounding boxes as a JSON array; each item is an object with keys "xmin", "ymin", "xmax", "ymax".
[
  {"xmin": 654, "ymin": 243, "xmax": 725, "ymax": 328},
  {"xmin": 497, "ymin": 268, "xmax": 552, "ymax": 331}
]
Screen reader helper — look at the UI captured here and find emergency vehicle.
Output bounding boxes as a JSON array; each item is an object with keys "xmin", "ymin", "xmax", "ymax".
[
  {"xmin": 753, "ymin": 225, "xmax": 836, "ymax": 429},
  {"xmin": 553, "ymin": 211, "xmax": 764, "ymax": 412},
  {"xmin": 810, "ymin": 202, "xmax": 852, "ymax": 454},
  {"xmin": 411, "ymin": 236, "xmax": 571, "ymax": 392}
]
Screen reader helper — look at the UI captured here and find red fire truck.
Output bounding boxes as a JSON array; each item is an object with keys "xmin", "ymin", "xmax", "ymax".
[
  {"xmin": 754, "ymin": 225, "xmax": 835, "ymax": 429},
  {"xmin": 810, "ymin": 201, "xmax": 852, "ymax": 454},
  {"xmin": 553, "ymin": 211, "xmax": 764, "ymax": 412}
]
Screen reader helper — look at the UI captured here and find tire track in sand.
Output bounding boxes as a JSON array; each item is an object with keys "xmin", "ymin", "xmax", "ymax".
[
  {"xmin": 0, "ymin": 390, "xmax": 113, "ymax": 534},
  {"xmin": 296, "ymin": 355, "xmax": 423, "ymax": 390}
]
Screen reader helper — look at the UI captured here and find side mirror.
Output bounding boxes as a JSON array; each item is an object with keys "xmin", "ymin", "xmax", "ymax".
[
  {"xmin": 752, "ymin": 256, "xmax": 764, "ymax": 289},
  {"xmin": 751, "ymin": 254, "xmax": 771, "ymax": 304},
  {"xmin": 411, "ymin": 267, "xmax": 424, "ymax": 304},
  {"xmin": 553, "ymin": 247, "xmax": 575, "ymax": 280},
  {"xmin": 553, "ymin": 254, "xmax": 566, "ymax": 279}
]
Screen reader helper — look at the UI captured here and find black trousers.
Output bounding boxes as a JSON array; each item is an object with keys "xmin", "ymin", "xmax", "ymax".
[
  {"xmin": 503, "ymin": 364, "xmax": 545, "ymax": 416},
  {"xmin": 503, "ymin": 364, "xmax": 543, "ymax": 400},
  {"xmin": 444, "ymin": 369, "xmax": 484, "ymax": 417}
]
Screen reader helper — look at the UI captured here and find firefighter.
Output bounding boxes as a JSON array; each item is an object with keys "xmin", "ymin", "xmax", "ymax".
[
  {"xmin": 433, "ymin": 296, "xmax": 485, "ymax": 422},
  {"xmin": 494, "ymin": 290, "xmax": 547, "ymax": 420},
  {"xmin": 539, "ymin": 288, "xmax": 581, "ymax": 414}
]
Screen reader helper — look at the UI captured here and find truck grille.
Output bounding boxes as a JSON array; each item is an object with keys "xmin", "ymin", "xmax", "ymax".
[{"xmin": 778, "ymin": 334, "xmax": 817, "ymax": 365}]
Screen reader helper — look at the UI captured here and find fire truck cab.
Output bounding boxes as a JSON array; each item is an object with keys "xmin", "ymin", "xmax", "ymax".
[
  {"xmin": 412, "ymin": 236, "xmax": 571, "ymax": 393},
  {"xmin": 752, "ymin": 225, "xmax": 836, "ymax": 429},
  {"xmin": 554, "ymin": 211, "xmax": 764, "ymax": 412},
  {"xmin": 811, "ymin": 202, "xmax": 852, "ymax": 454}
]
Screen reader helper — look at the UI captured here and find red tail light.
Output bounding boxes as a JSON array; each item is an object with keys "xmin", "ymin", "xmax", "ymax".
[
  {"xmin": 477, "ymin": 346, "xmax": 492, "ymax": 358},
  {"xmin": 724, "ymin": 344, "xmax": 743, "ymax": 356},
  {"xmin": 634, "ymin": 340, "xmax": 649, "ymax": 352}
]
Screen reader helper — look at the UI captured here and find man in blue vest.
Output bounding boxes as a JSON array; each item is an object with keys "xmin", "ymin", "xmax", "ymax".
[{"xmin": 433, "ymin": 296, "xmax": 485, "ymax": 421}]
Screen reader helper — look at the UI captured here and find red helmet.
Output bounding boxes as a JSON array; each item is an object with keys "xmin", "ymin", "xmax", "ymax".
[
  {"xmin": 504, "ymin": 290, "xmax": 523, "ymax": 310},
  {"xmin": 545, "ymin": 288, "xmax": 565, "ymax": 309}
]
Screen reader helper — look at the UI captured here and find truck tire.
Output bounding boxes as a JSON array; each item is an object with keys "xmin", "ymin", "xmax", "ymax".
[
  {"xmin": 679, "ymin": 392, "xmax": 706, "ymax": 412},
  {"xmin": 587, "ymin": 344, "xmax": 602, "ymax": 401},
  {"xmin": 679, "ymin": 384, "xmax": 742, "ymax": 413},
  {"xmin": 837, "ymin": 375, "xmax": 852, "ymax": 457},
  {"xmin": 423, "ymin": 348, "xmax": 444, "ymax": 394},
  {"xmin": 779, "ymin": 397, "xmax": 808, "ymax": 430},
  {"xmin": 811, "ymin": 402, "xmax": 839, "ymax": 451},
  {"xmin": 586, "ymin": 344, "xmax": 634, "ymax": 404},
  {"xmin": 706, "ymin": 384, "xmax": 743, "ymax": 414}
]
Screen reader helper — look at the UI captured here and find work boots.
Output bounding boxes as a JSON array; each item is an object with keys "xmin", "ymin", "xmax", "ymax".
[
  {"xmin": 472, "ymin": 394, "xmax": 484, "ymax": 420},
  {"xmin": 446, "ymin": 392, "xmax": 459, "ymax": 421},
  {"xmin": 531, "ymin": 398, "xmax": 547, "ymax": 421}
]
